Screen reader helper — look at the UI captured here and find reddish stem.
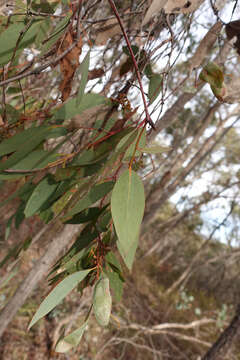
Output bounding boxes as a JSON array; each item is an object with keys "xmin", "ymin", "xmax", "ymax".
[{"xmin": 107, "ymin": 0, "xmax": 156, "ymax": 130}]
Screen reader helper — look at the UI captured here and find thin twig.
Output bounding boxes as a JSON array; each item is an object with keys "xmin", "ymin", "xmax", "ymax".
[
  {"xmin": 0, "ymin": 41, "xmax": 79, "ymax": 87},
  {"xmin": 107, "ymin": 0, "xmax": 155, "ymax": 130}
]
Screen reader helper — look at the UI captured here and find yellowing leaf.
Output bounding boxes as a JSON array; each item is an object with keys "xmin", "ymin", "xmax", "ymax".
[{"xmin": 55, "ymin": 321, "xmax": 88, "ymax": 353}]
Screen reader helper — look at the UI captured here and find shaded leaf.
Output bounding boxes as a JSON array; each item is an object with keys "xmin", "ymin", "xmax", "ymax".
[
  {"xmin": 24, "ymin": 175, "xmax": 58, "ymax": 218},
  {"xmin": 105, "ymin": 252, "xmax": 124, "ymax": 302},
  {"xmin": 28, "ymin": 269, "xmax": 92, "ymax": 329},
  {"xmin": 64, "ymin": 206, "xmax": 107, "ymax": 224},
  {"xmin": 0, "ymin": 126, "xmax": 50, "ymax": 157},
  {"xmin": 41, "ymin": 15, "xmax": 71, "ymax": 55},
  {"xmin": 64, "ymin": 181, "xmax": 114, "ymax": 219},
  {"xmin": 124, "ymin": 128, "xmax": 146, "ymax": 160},
  {"xmin": 0, "ymin": 127, "xmax": 51, "ymax": 171},
  {"xmin": 53, "ymin": 93, "xmax": 109, "ymax": 123},
  {"xmin": 0, "ymin": 22, "xmax": 40, "ymax": 65},
  {"xmin": 148, "ymin": 73, "xmax": 162, "ymax": 103},
  {"xmin": 111, "ymin": 170, "xmax": 145, "ymax": 269}
]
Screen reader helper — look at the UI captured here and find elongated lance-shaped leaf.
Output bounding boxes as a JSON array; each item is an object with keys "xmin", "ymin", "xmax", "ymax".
[
  {"xmin": 53, "ymin": 93, "xmax": 110, "ymax": 122},
  {"xmin": 55, "ymin": 320, "xmax": 89, "ymax": 353},
  {"xmin": 138, "ymin": 145, "xmax": 170, "ymax": 154},
  {"xmin": 0, "ymin": 127, "xmax": 51, "ymax": 171},
  {"xmin": 111, "ymin": 169, "xmax": 145, "ymax": 269},
  {"xmin": 148, "ymin": 73, "xmax": 162, "ymax": 104},
  {"xmin": 24, "ymin": 175, "xmax": 58, "ymax": 218},
  {"xmin": 64, "ymin": 181, "xmax": 114, "ymax": 219},
  {"xmin": 28, "ymin": 269, "xmax": 92, "ymax": 329},
  {"xmin": 76, "ymin": 50, "xmax": 90, "ymax": 106}
]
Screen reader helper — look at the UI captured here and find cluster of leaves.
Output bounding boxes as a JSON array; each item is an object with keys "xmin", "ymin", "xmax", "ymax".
[{"xmin": 0, "ymin": 0, "xmax": 167, "ymax": 352}]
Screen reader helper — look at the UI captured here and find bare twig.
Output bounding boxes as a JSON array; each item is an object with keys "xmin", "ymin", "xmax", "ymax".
[{"xmin": 107, "ymin": 0, "xmax": 155, "ymax": 130}]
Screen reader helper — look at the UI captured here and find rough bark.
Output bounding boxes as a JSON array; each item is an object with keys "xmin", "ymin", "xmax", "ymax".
[
  {"xmin": 202, "ymin": 304, "xmax": 240, "ymax": 360},
  {"xmin": 0, "ymin": 223, "xmax": 82, "ymax": 338}
]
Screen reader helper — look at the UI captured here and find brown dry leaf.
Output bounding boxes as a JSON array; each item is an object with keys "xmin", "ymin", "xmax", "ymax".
[
  {"xmin": 143, "ymin": 0, "xmax": 204, "ymax": 25},
  {"xmin": 95, "ymin": 18, "xmax": 122, "ymax": 45},
  {"xmin": 142, "ymin": 0, "xmax": 167, "ymax": 26},
  {"xmin": 164, "ymin": 0, "xmax": 204, "ymax": 13},
  {"xmin": 226, "ymin": 20, "xmax": 240, "ymax": 56},
  {"xmin": 58, "ymin": 30, "xmax": 82, "ymax": 102},
  {"xmin": 189, "ymin": 21, "xmax": 223, "ymax": 72},
  {"xmin": 88, "ymin": 68, "xmax": 104, "ymax": 80}
]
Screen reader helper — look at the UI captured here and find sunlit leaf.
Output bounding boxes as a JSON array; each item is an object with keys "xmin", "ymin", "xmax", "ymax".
[
  {"xmin": 138, "ymin": 145, "xmax": 170, "ymax": 154},
  {"xmin": 76, "ymin": 50, "xmax": 91, "ymax": 106}
]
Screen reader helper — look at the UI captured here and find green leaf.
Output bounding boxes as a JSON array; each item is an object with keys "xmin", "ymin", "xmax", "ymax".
[
  {"xmin": 64, "ymin": 181, "xmax": 114, "ymax": 219},
  {"xmin": 0, "ymin": 104, "xmax": 20, "ymax": 125},
  {"xmin": 64, "ymin": 206, "xmax": 107, "ymax": 224},
  {"xmin": 148, "ymin": 73, "xmax": 162, "ymax": 103},
  {"xmin": 28, "ymin": 269, "xmax": 92, "ymax": 329},
  {"xmin": 24, "ymin": 175, "xmax": 58, "ymax": 218},
  {"xmin": 0, "ymin": 21, "xmax": 41, "ymax": 66},
  {"xmin": 10, "ymin": 150, "xmax": 59, "ymax": 170},
  {"xmin": 76, "ymin": 50, "xmax": 91, "ymax": 106},
  {"xmin": 41, "ymin": 14, "xmax": 71, "ymax": 55},
  {"xmin": 0, "ymin": 266, "xmax": 18, "ymax": 289},
  {"xmin": 0, "ymin": 126, "xmax": 50, "ymax": 156},
  {"xmin": 138, "ymin": 145, "xmax": 170, "ymax": 154},
  {"xmin": 117, "ymin": 235, "xmax": 138, "ymax": 270},
  {"xmin": 105, "ymin": 252, "xmax": 124, "ymax": 302},
  {"xmin": 5, "ymin": 215, "xmax": 14, "ymax": 240},
  {"xmin": 122, "ymin": 45, "xmax": 139, "ymax": 57},
  {"xmin": 105, "ymin": 267, "xmax": 124, "ymax": 302},
  {"xmin": 53, "ymin": 94, "xmax": 110, "ymax": 122},
  {"xmin": 93, "ymin": 277, "xmax": 112, "ymax": 327},
  {"xmin": 123, "ymin": 128, "xmax": 146, "ymax": 160},
  {"xmin": 111, "ymin": 170, "xmax": 145, "ymax": 270},
  {"xmin": 55, "ymin": 225, "xmax": 98, "ymax": 269},
  {"xmin": 55, "ymin": 320, "xmax": 89, "ymax": 353},
  {"xmin": 144, "ymin": 63, "xmax": 153, "ymax": 78},
  {"xmin": 0, "ymin": 127, "xmax": 51, "ymax": 171},
  {"xmin": 199, "ymin": 62, "xmax": 224, "ymax": 88}
]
